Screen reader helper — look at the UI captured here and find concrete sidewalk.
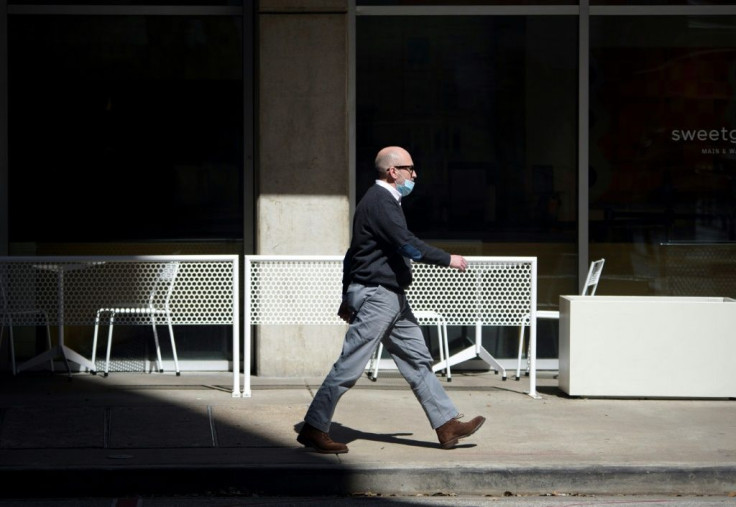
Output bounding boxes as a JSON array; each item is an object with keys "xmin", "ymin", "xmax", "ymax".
[{"xmin": 0, "ymin": 370, "xmax": 734, "ymax": 498}]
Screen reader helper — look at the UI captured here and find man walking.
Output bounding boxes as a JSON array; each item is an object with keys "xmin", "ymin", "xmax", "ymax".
[{"xmin": 297, "ymin": 146, "xmax": 485, "ymax": 454}]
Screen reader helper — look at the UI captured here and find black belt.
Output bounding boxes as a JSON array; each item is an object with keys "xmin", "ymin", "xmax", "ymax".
[{"xmin": 361, "ymin": 283, "xmax": 405, "ymax": 295}]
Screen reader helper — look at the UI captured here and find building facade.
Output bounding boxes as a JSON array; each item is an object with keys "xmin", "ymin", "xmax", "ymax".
[{"xmin": 1, "ymin": 0, "xmax": 735, "ymax": 376}]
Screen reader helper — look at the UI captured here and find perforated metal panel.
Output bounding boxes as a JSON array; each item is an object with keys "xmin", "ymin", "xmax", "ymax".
[
  {"xmin": 246, "ymin": 256, "xmax": 344, "ymax": 325},
  {"xmin": 241, "ymin": 255, "xmax": 537, "ymax": 398},
  {"xmin": 410, "ymin": 261, "xmax": 533, "ymax": 326},
  {"xmin": 661, "ymin": 243, "xmax": 736, "ymax": 297},
  {"xmin": 1, "ymin": 255, "xmax": 237, "ymax": 326},
  {"xmin": 245, "ymin": 256, "xmax": 534, "ymax": 326}
]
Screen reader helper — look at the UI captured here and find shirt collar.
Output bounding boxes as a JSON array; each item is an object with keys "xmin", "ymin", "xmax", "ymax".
[{"xmin": 375, "ymin": 180, "xmax": 401, "ymax": 202}]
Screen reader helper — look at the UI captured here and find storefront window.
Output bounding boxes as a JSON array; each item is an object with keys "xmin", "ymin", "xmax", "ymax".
[
  {"xmin": 589, "ymin": 15, "xmax": 736, "ymax": 297},
  {"xmin": 357, "ymin": 14, "xmax": 578, "ymax": 359},
  {"xmin": 6, "ymin": 13, "xmax": 246, "ymax": 370},
  {"xmin": 591, "ymin": 1, "xmax": 736, "ymax": 5},
  {"xmin": 8, "ymin": 15, "xmax": 244, "ymax": 244},
  {"xmin": 9, "ymin": 1, "xmax": 242, "ymax": 5},
  {"xmin": 357, "ymin": 16, "xmax": 578, "ymax": 285},
  {"xmin": 357, "ymin": 1, "xmax": 575, "ymax": 5}
]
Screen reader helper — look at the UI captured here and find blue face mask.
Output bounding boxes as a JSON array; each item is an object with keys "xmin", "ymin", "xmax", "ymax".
[{"xmin": 397, "ymin": 179, "xmax": 415, "ymax": 197}]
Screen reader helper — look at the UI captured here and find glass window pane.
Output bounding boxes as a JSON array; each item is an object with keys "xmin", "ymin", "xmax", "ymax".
[
  {"xmin": 357, "ymin": 1, "xmax": 575, "ymax": 5},
  {"xmin": 589, "ymin": 15, "xmax": 736, "ymax": 297},
  {"xmin": 9, "ymin": 1, "xmax": 242, "ymax": 5},
  {"xmin": 357, "ymin": 15, "xmax": 578, "ymax": 283},
  {"xmin": 8, "ymin": 15, "xmax": 244, "ymax": 242},
  {"xmin": 591, "ymin": 1, "xmax": 736, "ymax": 5},
  {"xmin": 357, "ymin": 15, "xmax": 578, "ymax": 359}
]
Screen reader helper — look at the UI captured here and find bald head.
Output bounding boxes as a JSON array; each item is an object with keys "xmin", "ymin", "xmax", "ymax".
[{"xmin": 375, "ymin": 146, "xmax": 413, "ymax": 180}]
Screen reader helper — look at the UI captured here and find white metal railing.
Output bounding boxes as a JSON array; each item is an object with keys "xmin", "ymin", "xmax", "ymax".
[
  {"xmin": 0, "ymin": 255, "xmax": 240, "ymax": 395},
  {"xmin": 243, "ymin": 255, "xmax": 538, "ymax": 398}
]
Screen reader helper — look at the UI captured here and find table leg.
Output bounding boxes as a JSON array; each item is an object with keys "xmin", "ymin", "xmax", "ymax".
[
  {"xmin": 17, "ymin": 265, "xmax": 96, "ymax": 376},
  {"xmin": 441, "ymin": 322, "xmax": 508, "ymax": 380}
]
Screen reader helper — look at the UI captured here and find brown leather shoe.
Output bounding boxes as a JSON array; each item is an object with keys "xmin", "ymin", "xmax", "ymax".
[
  {"xmin": 436, "ymin": 415, "xmax": 486, "ymax": 449},
  {"xmin": 297, "ymin": 422, "xmax": 349, "ymax": 454}
]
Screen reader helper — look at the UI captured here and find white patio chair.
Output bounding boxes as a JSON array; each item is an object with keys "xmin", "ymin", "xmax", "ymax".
[
  {"xmin": 0, "ymin": 275, "xmax": 54, "ymax": 375},
  {"xmin": 90, "ymin": 261, "xmax": 181, "ymax": 377},
  {"xmin": 367, "ymin": 309, "xmax": 452, "ymax": 382},
  {"xmin": 515, "ymin": 258, "xmax": 605, "ymax": 380}
]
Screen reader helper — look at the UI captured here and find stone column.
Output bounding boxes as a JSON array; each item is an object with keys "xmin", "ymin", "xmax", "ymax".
[{"xmin": 256, "ymin": 0, "xmax": 350, "ymax": 376}]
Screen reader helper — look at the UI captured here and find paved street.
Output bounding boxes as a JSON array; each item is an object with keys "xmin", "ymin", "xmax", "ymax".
[
  {"xmin": 0, "ymin": 494, "xmax": 734, "ymax": 506},
  {"xmin": 1, "ymin": 370, "xmax": 734, "ymax": 501}
]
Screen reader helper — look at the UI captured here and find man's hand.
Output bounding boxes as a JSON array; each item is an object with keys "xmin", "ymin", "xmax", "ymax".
[
  {"xmin": 337, "ymin": 300, "xmax": 353, "ymax": 323},
  {"xmin": 449, "ymin": 254, "xmax": 468, "ymax": 272}
]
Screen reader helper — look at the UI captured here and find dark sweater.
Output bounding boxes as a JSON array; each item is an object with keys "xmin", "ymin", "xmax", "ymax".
[{"xmin": 343, "ymin": 183, "xmax": 451, "ymax": 294}]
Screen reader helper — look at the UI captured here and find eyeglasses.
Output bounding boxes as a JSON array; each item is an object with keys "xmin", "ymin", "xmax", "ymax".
[{"xmin": 392, "ymin": 165, "xmax": 415, "ymax": 174}]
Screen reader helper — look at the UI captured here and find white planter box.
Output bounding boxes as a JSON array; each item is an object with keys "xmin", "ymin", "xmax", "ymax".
[{"xmin": 559, "ymin": 296, "xmax": 736, "ymax": 398}]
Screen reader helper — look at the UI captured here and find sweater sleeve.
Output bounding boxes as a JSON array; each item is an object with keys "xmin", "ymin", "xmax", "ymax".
[
  {"xmin": 373, "ymin": 196, "xmax": 451, "ymax": 267},
  {"xmin": 341, "ymin": 247, "xmax": 353, "ymax": 295}
]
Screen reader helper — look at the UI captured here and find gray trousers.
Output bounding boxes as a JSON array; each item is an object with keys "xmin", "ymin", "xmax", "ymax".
[{"xmin": 304, "ymin": 283, "xmax": 459, "ymax": 432}]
